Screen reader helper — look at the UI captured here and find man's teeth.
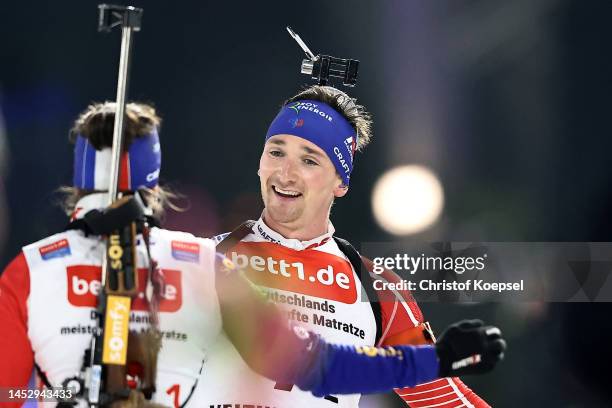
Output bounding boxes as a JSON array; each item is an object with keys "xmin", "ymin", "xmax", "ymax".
[{"xmin": 274, "ymin": 186, "xmax": 300, "ymax": 196}]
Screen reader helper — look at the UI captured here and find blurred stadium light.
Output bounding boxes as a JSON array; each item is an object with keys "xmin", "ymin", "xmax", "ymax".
[{"xmin": 371, "ymin": 165, "xmax": 444, "ymax": 235}]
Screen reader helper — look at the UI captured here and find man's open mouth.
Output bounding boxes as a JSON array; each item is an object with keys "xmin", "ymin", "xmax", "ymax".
[{"xmin": 272, "ymin": 185, "xmax": 302, "ymax": 198}]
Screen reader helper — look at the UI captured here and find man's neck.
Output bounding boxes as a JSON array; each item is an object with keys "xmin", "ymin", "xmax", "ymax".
[{"xmin": 261, "ymin": 210, "xmax": 330, "ymax": 242}]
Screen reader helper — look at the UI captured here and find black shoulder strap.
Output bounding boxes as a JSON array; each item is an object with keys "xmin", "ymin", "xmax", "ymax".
[
  {"xmin": 216, "ymin": 220, "xmax": 256, "ymax": 253},
  {"xmin": 333, "ymin": 237, "xmax": 383, "ymax": 345}
]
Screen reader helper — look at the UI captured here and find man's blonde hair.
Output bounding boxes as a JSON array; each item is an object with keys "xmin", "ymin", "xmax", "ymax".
[{"xmin": 284, "ymin": 85, "xmax": 373, "ymax": 151}]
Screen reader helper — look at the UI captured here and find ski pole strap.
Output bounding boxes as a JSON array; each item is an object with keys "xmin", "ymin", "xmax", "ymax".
[{"xmin": 333, "ymin": 237, "xmax": 383, "ymax": 345}]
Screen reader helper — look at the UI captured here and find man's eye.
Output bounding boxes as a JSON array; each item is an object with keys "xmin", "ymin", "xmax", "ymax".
[
  {"xmin": 269, "ymin": 150, "xmax": 283, "ymax": 157},
  {"xmin": 304, "ymin": 158, "xmax": 318, "ymax": 166}
]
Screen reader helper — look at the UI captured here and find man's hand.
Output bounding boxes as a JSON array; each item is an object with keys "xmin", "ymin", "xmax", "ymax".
[{"xmin": 435, "ymin": 319, "xmax": 506, "ymax": 377}]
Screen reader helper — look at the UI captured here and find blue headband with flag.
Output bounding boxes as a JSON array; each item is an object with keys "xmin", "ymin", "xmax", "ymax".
[
  {"xmin": 73, "ymin": 130, "xmax": 161, "ymax": 191},
  {"xmin": 265, "ymin": 100, "xmax": 357, "ymax": 186}
]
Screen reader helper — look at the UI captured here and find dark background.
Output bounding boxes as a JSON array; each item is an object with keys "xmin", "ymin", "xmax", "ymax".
[{"xmin": 1, "ymin": 1, "xmax": 611, "ymax": 406}]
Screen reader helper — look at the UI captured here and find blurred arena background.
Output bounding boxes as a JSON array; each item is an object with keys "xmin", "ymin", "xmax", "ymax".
[{"xmin": 1, "ymin": 1, "xmax": 611, "ymax": 406}]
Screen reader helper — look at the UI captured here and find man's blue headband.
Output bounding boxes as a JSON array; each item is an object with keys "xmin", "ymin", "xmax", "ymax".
[
  {"xmin": 73, "ymin": 130, "xmax": 161, "ymax": 191},
  {"xmin": 265, "ymin": 100, "xmax": 357, "ymax": 186}
]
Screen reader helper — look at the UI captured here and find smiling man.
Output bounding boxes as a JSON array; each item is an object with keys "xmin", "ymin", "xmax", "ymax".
[
  {"xmin": 207, "ymin": 85, "xmax": 501, "ymax": 407},
  {"xmin": 261, "ymin": 134, "xmax": 348, "ymax": 239}
]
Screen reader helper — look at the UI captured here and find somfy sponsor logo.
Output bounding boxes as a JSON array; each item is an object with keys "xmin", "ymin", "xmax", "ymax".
[{"xmin": 102, "ymin": 295, "xmax": 130, "ymax": 364}]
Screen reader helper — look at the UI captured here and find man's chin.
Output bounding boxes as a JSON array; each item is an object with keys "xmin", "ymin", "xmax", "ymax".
[{"xmin": 265, "ymin": 207, "xmax": 302, "ymax": 226}]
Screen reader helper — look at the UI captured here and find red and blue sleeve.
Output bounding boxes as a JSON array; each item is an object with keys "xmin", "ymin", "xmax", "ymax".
[
  {"xmin": 368, "ymin": 261, "xmax": 491, "ymax": 408},
  {"xmin": 0, "ymin": 253, "xmax": 35, "ymax": 393},
  {"xmin": 292, "ymin": 334, "xmax": 440, "ymax": 397}
]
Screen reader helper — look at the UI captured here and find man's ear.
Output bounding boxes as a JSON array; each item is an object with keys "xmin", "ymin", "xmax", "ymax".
[{"xmin": 333, "ymin": 183, "xmax": 349, "ymax": 198}]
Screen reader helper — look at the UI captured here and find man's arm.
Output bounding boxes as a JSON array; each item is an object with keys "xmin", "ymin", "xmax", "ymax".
[
  {"xmin": 366, "ymin": 259, "xmax": 494, "ymax": 407},
  {"xmin": 214, "ymin": 255, "xmax": 503, "ymax": 398},
  {"xmin": 386, "ymin": 324, "xmax": 495, "ymax": 408},
  {"xmin": 0, "ymin": 253, "xmax": 36, "ymax": 406}
]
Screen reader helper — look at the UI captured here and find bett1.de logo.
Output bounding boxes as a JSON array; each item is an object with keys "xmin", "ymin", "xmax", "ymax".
[
  {"xmin": 66, "ymin": 265, "xmax": 182, "ymax": 312},
  {"xmin": 230, "ymin": 241, "xmax": 357, "ymax": 304}
]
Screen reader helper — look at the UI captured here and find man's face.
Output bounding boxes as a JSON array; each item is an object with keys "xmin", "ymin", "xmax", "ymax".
[{"xmin": 259, "ymin": 134, "xmax": 348, "ymax": 233}]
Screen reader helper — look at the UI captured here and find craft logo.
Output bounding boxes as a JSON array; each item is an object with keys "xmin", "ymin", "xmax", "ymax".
[
  {"xmin": 171, "ymin": 240, "xmax": 200, "ymax": 263},
  {"xmin": 230, "ymin": 241, "xmax": 357, "ymax": 304},
  {"xmin": 256, "ymin": 223, "xmax": 280, "ymax": 244},
  {"xmin": 452, "ymin": 354, "xmax": 482, "ymax": 370},
  {"xmin": 67, "ymin": 265, "xmax": 182, "ymax": 312},
  {"xmin": 333, "ymin": 146, "xmax": 351, "ymax": 174},
  {"xmin": 39, "ymin": 239, "xmax": 71, "ymax": 260}
]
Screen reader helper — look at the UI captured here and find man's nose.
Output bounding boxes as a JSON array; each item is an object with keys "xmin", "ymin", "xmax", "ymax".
[{"xmin": 277, "ymin": 158, "xmax": 298, "ymax": 183}]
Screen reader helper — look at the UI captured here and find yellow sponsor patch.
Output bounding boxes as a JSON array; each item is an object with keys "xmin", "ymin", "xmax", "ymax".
[
  {"xmin": 102, "ymin": 295, "xmax": 131, "ymax": 365},
  {"xmin": 356, "ymin": 345, "xmax": 380, "ymax": 357},
  {"xmin": 355, "ymin": 345, "xmax": 403, "ymax": 359}
]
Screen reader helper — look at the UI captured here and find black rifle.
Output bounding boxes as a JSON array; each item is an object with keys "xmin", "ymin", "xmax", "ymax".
[{"xmin": 87, "ymin": 5, "xmax": 143, "ymax": 406}]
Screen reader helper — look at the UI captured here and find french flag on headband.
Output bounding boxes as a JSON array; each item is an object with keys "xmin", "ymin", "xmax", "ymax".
[{"xmin": 73, "ymin": 131, "xmax": 161, "ymax": 191}]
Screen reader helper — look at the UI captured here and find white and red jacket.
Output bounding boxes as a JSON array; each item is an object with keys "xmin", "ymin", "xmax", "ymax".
[
  {"xmin": 199, "ymin": 217, "xmax": 490, "ymax": 408},
  {"xmin": 0, "ymin": 193, "xmax": 223, "ymax": 407}
]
